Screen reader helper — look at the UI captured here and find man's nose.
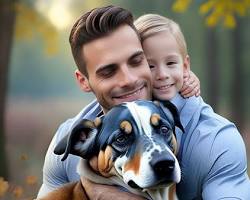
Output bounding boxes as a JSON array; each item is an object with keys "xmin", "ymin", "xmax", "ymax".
[{"xmin": 118, "ymin": 65, "xmax": 137, "ymax": 86}]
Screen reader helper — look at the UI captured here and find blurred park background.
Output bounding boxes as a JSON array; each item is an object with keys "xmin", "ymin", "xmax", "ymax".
[{"xmin": 0, "ymin": 0, "xmax": 250, "ymax": 199}]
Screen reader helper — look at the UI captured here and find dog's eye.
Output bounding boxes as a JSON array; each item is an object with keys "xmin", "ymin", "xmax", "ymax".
[{"xmin": 160, "ymin": 125, "xmax": 169, "ymax": 135}]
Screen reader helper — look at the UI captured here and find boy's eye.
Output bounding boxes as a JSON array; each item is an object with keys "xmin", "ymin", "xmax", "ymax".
[
  {"xmin": 167, "ymin": 61, "xmax": 177, "ymax": 65},
  {"xmin": 149, "ymin": 65, "xmax": 155, "ymax": 69}
]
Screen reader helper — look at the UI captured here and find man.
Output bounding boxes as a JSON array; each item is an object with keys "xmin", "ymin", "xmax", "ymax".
[
  {"xmin": 38, "ymin": 5, "xmax": 153, "ymax": 198},
  {"xmin": 38, "ymin": 5, "xmax": 250, "ymax": 200}
]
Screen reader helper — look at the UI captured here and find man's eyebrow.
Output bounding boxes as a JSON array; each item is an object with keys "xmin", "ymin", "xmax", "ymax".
[{"xmin": 96, "ymin": 63, "xmax": 117, "ymax": 75}]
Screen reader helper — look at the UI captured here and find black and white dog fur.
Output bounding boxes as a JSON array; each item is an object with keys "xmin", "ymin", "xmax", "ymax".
[{"xmin": 54, "ymin": 100, "xmax": 184, "ymax": 200}]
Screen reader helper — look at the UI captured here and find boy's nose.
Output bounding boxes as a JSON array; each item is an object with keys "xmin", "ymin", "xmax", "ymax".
[{"xmin": 155, "ymin": 66, "xmax": 170, "ymax": 80}]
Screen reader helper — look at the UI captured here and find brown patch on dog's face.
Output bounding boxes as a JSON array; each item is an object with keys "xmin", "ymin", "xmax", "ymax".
[
  {"xmin": 124, "ymin": 153, "xmax": 141, "ymax": 175},
  {"xmin": 120, "ymin": 121, "xmax": 132, "ymax": 134},
  {"xmin": 150, "ymin": 113, "xmax": 161, "ymax": 126},
  {"xmin": 172, "ymin": 135, "xmax": 178, "ymax": 155},
  {"xmin": 94, "ymin": 117, "xmax": 102, "ymax": 127},
  {"xmin": 97, "ymin": 145, "xmax": 114, "ymax": 177}
]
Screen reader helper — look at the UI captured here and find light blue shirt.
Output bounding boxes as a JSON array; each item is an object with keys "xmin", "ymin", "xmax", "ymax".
[{"xmin": 38, "ymin": 94, "xmax": 250, "ymax": 199}]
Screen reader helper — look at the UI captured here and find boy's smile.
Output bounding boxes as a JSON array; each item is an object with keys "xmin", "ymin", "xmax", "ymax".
[{"xmin": 142, "ymin": 31, "xmax": 190, "ymax": 100}]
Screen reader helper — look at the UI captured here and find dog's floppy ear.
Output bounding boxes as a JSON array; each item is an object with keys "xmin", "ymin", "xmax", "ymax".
[
  {"xmin": 160, "ymin": 100, "xmax": 184, "ymax": 133},
  {"xmin": 54, "ymin": 119, "xmax": 99, "ymax": 161}
]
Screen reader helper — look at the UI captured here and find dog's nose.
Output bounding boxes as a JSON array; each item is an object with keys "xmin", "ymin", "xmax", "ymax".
[{"xmin": 150, "ymin": 153, "xmax": 175, "ymax": 177}]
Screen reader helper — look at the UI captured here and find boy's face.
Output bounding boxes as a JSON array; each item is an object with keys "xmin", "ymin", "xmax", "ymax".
[
  {"xmin": 142, "ymin": 31, "xmax": 190, "ymax": 100},
  {"xmin": 76, "ymin": 25, "xmax": 152, "ymax": 113}
]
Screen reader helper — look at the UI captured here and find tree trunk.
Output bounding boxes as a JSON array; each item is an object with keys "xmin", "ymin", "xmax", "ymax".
[
  {"xmin": 205, "ymin": 28, "xmax": 219, "ymax": 111},
  {"xmin": 231, "ymin": 19, "xmax": 245, "ymax": 132},
  {"xmin": 0, "ymin": 0, "xmax": 16, "ymax": 178}
]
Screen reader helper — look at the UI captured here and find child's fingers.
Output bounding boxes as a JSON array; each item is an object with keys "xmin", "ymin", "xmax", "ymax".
[
  {"xmin": 195, "ymin": 88, "xmax": 200, "ymax": 97},
  {"xmin": 181, "ymin": 78, "xmax": 196, "ymax": 94},
  {"xmin": 182, "ymin": 85, "xmax": 200, "ymax": 98}
]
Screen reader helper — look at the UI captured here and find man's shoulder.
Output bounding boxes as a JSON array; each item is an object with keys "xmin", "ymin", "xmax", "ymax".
[{"xmin": 54, "ymin": 99, "xmax": 101, "ymax": 142}]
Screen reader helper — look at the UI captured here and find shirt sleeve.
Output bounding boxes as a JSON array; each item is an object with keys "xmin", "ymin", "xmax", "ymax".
[
  {"xmin": 37, "ymin": 123, "xmax": 71, "ymax": 198},
  {"xmin": 202, "ymin": 125, "xmax": 250, "ymax": 200},
  {"xmin": 37, "ymin": 99, "xmax": 101, "ymax": 198}
]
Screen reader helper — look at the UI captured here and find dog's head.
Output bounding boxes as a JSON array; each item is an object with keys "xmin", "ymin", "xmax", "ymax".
[{"xmin": 54, "ymin": 100, "xmax": 184, "ymax": 189}]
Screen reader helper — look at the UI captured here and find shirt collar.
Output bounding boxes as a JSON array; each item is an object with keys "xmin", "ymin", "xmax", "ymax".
[{"xmin": 170, "ymin": 93, "xmax": 186, "ymax": 113}]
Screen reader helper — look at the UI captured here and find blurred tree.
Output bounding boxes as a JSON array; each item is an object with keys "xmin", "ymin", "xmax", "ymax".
[
  {"xmin": 0, "ymin": 0, "xmax": 16, "ymax": 179},
  {"xmin": 205, "ymin": 28, "xmax": 219, "ymax": 111},
  {"xmin": 231, "ymin": 17, "xmax": 246, "ymax": 130},
  {"xmin": 0, "ymin": 0, "xmax": 58, "ymax": 179},
  {"xmin": 172, "ymin": 0, "xmax": 250, "ymax": 132}
]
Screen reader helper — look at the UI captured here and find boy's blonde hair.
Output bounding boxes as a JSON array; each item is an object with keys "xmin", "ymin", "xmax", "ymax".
[{"xmin": 134, "ymin": 14, "xmax": 188, "ymax": 59}]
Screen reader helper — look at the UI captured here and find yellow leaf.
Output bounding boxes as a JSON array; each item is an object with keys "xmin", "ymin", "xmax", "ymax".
[
  {"xmin": 224, "ymin": 14, "xmax": 236, "ymax": 28},
  {"xmin": 199, "ymin": 1, "xmax": 214, "ymax": 15},
  {"xmin": 172, "ymin": 0, "xmax": 192, "ymax": 13},
  {"xmin": 26, "ymin": 175, "xmax": 38, "ymax": 185},
  {"xmin": 0, "ymin": 177, "xmax": 9, "ymax": 197},
  {"xmin": 20, "ymin": 154, "xmax": 29, "ymax": 161},
  {"xmin": 12, "ymin": 186, "xmax": 23, "ymax": 198},
  {"xmin": 234, "ymin": 3, "xmax": 246, "ymax": 16},
  {"xmin": 206, "ymin": 12, "xmax": 220, "ymax": 27}
]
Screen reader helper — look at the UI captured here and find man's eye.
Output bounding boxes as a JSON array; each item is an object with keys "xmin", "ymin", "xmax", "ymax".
[
  {"xmin": 99, "ymin": 69, "xmax": 115, "ymax": 78},
  {"xmin": 130, "ymin": 56, "xmax": 144, "ymax": 66}
]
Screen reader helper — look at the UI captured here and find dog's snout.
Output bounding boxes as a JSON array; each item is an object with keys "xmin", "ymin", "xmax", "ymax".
[{"xmin": 150, "ymin": 153, "xmax": 175, "ymax": 177}]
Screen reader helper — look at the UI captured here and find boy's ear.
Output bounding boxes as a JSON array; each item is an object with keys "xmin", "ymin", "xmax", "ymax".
[
  {"xmin": 75, "ymin": 69, "xmax": 92, "ymax": 92},
  {"xmin": 183, "ymin": 55, "xmax": 190, "ymax": 74}
]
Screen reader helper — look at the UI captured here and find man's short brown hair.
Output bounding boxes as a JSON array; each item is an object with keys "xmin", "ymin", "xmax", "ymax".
[{"xmin": 69, "ymin": 5, "xmax": 139, "ymax": 77}]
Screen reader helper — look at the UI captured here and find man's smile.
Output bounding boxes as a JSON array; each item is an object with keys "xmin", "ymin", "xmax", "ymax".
[{"xmin": 113, "ymin": 84, "xmax": 146, "ymax": 102}]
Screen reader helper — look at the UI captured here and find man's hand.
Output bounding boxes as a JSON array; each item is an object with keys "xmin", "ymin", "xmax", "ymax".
[
  {"xmin": 81, "ymin": 178, "xmax": 146, "ymax": 200},
  {"xmin": 180, "ymin": 70, "xmax": 200, "ymax": 98}
]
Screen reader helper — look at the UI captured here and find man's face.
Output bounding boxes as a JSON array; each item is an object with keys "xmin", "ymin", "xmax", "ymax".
[{"xmin": 76, "ymin": 25, "xmax": 152, "ymax": 112}]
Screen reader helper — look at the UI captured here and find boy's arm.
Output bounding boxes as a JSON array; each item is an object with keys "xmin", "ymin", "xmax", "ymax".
[
  {"xmin": 202, "ymin": 127, "xmax": 250, "ymax": 199},
  {"xmin": 180, "ymin": 71, "xmax": 200, "ymax": 98}
]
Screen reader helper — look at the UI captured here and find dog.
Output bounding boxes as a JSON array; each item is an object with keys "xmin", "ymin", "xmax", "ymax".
[{"xmin": 40, "ymin": 100, "xmax": 184, "ymax": 200}]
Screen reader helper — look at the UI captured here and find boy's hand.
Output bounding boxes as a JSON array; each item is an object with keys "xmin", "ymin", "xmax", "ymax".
[
  {"xmin": 180, "ymin": 71, "xmax": 200, "ymax": 98},
  {"xmin": 81, "ymin": 178, "xmax": 146, "ymax": 200}
]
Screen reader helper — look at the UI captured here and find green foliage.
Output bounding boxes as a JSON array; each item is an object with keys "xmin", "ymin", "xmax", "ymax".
[
  {"xmin": 172, "ymin": 0, "xmax": 250, "ymax": 28},
  {"xmin": 14, "ymin": 2, "xmax": 59, "ymax": 55}
]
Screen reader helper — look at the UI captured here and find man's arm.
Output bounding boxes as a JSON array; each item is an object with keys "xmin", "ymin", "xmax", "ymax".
[
  {"xmin": 37, "ymin": 99, "xmax": 101, "ymax": 198},
  {"xmin": 202, "ymin": 126, "xmax": 250, "ymax": 199},
  {"xmin": 82, "ymin": 178, "xmax": 146, "ymax": 200},
  {"xmin": 37, "ymin": 123, "xmax": 79, "ymax": 198}
]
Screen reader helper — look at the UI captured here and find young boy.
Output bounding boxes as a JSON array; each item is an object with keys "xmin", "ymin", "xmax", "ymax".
[{"xmin": 134, "ymin": 14, "xmax": 250, "ymax": 199}]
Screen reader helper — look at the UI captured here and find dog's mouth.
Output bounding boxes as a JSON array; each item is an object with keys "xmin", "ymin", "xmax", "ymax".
[
  {"xmin": 127, "ymin": 180, "xmax": 143, "ymax": 190},
  {"xmin": 127, "ymin": 179, "xmax": 174, "ymax": 190}
]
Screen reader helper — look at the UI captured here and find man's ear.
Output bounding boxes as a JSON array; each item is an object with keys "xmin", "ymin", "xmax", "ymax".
[
  {"xmin": 75, "ymin": 69, "xmax": 92, "ymax": 92},
  {"xmin": 54, "ymin": 119, "xmax": 98, "ymax": 161},
  {"xmin": 183, "ymin": 55, "xmax": 190, "ymax": 75}
]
